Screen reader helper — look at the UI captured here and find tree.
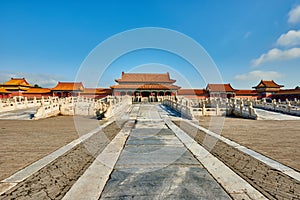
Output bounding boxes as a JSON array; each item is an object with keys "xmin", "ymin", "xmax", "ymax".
[
  {"xmin": 295, "ymin": 86, "xmax": 300, "ymax": 89},
  {"xmin": 34, "ymin": 84, "xmax": 41, "ymax": 88}
]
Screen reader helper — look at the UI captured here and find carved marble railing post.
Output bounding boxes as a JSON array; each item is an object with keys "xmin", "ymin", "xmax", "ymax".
[
  {"xmin": 33, "ymin": 97, "xmax": 37, "ymax": 106},
  {"xmin": 41, "ymin": 96, "xmax": 45, "ymax": 105},
  {"xmin": 49, "ymin": 98, "xmax": 53, "ymax": 112},
  {"xmin": 178, "ymin": 98, "xmax": 182, "ymax": 113},
  {"xmin": 286, "ymin": 101, "xmax": 291, "ymax": 113},
  {"xmin": 104, "ymin": 96, "xmax": 113, "ymax": 118},
  {"xmin": 41, "ymin": 100, "xmax": 45, "ymax": 116},
  {"xmin": 226, "ymin": 101, "xmax": 230, "ymax": 115},
  {"xmin": 103, "ymin": 101, "xmax": 107, "ymax": 113},
  {"xmin": 13, "ymin": 97, "xmax": 17, "ymax": 110},
  {"xmin": 202, "ymin": 102, "xmax": 206, "ymax": 116},
  {"xmin": 252, "ymin": 99, "xmax": 256, "ymax": 107},
  {"xmin": 88, "ymin": 102, "xmax": 92, "ymax": 116},
  {"xmin": 232, "ymin": 98, "xmax": 236, "ymax": 111},
  {"xmin": 272, "ymin": 99, "xmax": 277, "ymax": 110},
  {"xmin": 248, "ymin": 102, "xmax": 253, "ymax": 116},
  {"xmin": 240, "ymin": 101, "xmax": 244, "ymax": 114},
  {"xmin": 24, "ymin": 97, "xmax": 28, "ymax": 108},
  {"xmin": 262, "ymin": 98, "xmax": 266, "ymax": 107}
]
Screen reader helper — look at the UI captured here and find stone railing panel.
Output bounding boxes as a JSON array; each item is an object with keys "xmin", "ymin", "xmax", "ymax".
[
  {"xmin": 162, "ymin": 97, "xmax": 257, "ymax": 119},
  {"xmin": 251, "ymin": 99, "xmax": 300, "ymax": 116}
]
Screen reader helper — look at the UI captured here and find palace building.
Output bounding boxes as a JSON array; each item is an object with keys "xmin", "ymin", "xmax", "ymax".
[
  {"xmin": 0, "ymin": 78, "xmax": 33, "ymax": 96},
  {"xmin": 80, "ymin": 88, "xmax": 112, "ymax": 99},
  {"xmin": 23, "ymin": 88, "xmax": 52, "ymax": 98},
  {"xmin": 252, "ymin": 80, "xmax": 284, "ymax": 98},
  {"xmin": 110, "ymin": 72, "xmax": 181, "ymax": 97},
  {"xmin": 235, "ymin": 89, "xmax": 258, "ymax": 99},
  {"xmin": 0, "ymin": 87, "xmax": 11, "ymax": 98},
  {"xmin": 206, "ymin": 83, "xmax": 236, "ymax": 98},
  {"xmin": 272, "ymin": 88, "xmax": 300, "ymax": 100},
  {"xmin": 177, "ymin": 89, "xmax": 206, "ymax": 99},
  {"xmin": 0, "ymin": 74, "xmax": 297, "ymax": 101},
  {"xmin": 51, "ymin": 82, "xmax": 84, "ymax": 97}
]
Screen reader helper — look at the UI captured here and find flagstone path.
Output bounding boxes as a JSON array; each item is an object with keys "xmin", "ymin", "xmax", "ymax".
[{"xmin": 99, "ymin": 104, "xmax": 231, "ymax": 199}]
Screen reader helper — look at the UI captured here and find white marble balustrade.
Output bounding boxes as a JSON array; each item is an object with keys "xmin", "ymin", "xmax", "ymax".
[
  {"xmin": 162, "ymin": 97, "xmax": 258, "ymax": 119},
  {"xmin": 250, "ymin": 98, "xmax": 300, "ymax": 116}
]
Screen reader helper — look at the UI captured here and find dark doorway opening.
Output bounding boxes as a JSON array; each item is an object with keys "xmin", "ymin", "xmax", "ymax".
[{"xmin": 141, "ymin": 91, "xmax": 150, "ymax": 97}]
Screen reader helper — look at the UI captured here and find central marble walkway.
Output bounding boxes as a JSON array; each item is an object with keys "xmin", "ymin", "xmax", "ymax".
[{"xmin": 100, "ymin": 104, "xmax": 231, "ymax": 199}]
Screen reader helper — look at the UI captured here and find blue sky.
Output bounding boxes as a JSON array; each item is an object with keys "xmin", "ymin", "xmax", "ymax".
[{"xmin": 0, "ymin": 0, "xmax": 300, "ymax": 89}]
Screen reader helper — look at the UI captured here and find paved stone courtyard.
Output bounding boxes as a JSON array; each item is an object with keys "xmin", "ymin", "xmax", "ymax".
[
  {"xmin": 173, "ymin": 119, "xmax": 300, "ymax": 199},
  {"xmin": 0, "ymin": 116, "xmax": 106, "ymax": 180},
  {"xmin": 0, "ymin": 120, "xmax": 121, "ymax": 199},
  {"xmin": 0, "ymin": 104, "xmax": 299, "ymax": 199}
]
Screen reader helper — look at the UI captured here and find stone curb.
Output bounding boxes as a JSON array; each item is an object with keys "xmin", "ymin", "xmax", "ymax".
[
  {"xmin": 164, "ymin": 118, "xmax": 267, "ymax": 200},
  {"xmin": 62, "ymin": 119, "xmax": 135, "ymax": 200},
  {"xmin": 0, "ymin": 119, "xmax": 114, "ymax": 195},
  {"xmin": 62, "ymin": 105, "xmax": 139, "ymax": 199}
]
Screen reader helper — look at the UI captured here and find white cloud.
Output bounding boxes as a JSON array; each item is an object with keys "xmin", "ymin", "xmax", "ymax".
[
  {"xmin": 252, "ymin": 47, "xmax": 300, "ymax": 66},
  {"xmin": 276, "ymin": 30, "xmax": 300, "ymax": 46},
  {"xmin": 234, "ymin": 70, "xmax": 283, "ymax": 81},
  {"xmin": 288, "ymin": 5, "xmax": 300, "ymax": 24},
  {"xmin": 0, "ymin": 71, "xmax": 61, "ymax": 88}
]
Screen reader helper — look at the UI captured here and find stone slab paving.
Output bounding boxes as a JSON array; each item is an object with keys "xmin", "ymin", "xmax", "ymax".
[
  {"xmin": 165, "ymin": 118, "xmax": 267, "ymax": 200},
  {"xmin": 0, "ymin": 107, "xmax": 38, "ymax": 120},
  {"xmin": 255, "ymin": 108, "xmax": 300, "ymax": 120},
  {"xmin": 61, "ymin": 104, "xmax": 139, "ymax": 200},
  {"xmin": 0, "ymin": 116, "xmax": 106, "ymax": 181},
  {"xmin": 172, "ymin": 119, "xmax": 300, "ymax": 199},
  {"xmin": 100, "ymin": 104, "xmax": 231, "ymax": 199},
  {"xmin": 1, "ymin": 103, "xmax": 283, "ymax": 199},
  {"xmin": 62, "ymin": 119, "xmax": 136, "ymax": 200},
  {"xmin": 195, "ymin": 116, "xmax": 300, "ymax": 172},
  {"xmin": 0, "ymin": 119, "xmax": 122, "ymax": 199}
]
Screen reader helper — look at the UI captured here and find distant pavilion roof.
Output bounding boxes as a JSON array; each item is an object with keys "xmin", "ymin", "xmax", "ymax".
[
  {"xmin": 23, "ymin": 88, "xmax": 51, "ymax": 94},
  {"xmin": 274, "ymin": 88, "xmax": 300, "ymax": 95},
  {"xmin": 235, "ymin": 90, "xmax": 258, "ymax": 95},
  {"xmin": 0, "ymin": 78, "xmax": 33, "ymax": 91},
  {"xmin": 2, "ymin": 78, "xmax": 32, "ymax": 87},
  {"xmin": 206, "ymin": 84, "xmax": 235, "ymax": 92},
  {"xmin": 253, "ymin": 80, "xmax": 284, "ymax": 89},
  {"xmin": 115, "ymin": 72, "xmax": 176, "ymax": 84},
  {"xmin": 51, "ymin": 82, "xmax": 84, "ymax": 91},
  {"xmin": 0, "ymin": 87, "xmax": 11, "ymax": 94},
  {"xmin": 81, "ymin": 88, "xmax": 112, "ymax": 94},
  {"xmin": 111, "ymin": 84, "xmax": 180, "ymax": 90},
  {"xmin": 177, "ymin": 89, "xmax": 206, "ymax": 95}
]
